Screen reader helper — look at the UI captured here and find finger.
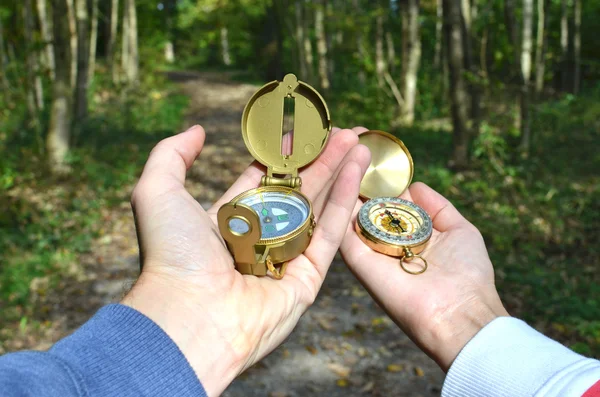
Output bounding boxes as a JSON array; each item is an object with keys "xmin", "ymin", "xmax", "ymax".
[
  {"xmin": 304, "ymin": 161, "xmax": 366, "ymax": 278},
  {"xmin": 133, "ymin": 125, "xmax": 205, "ymax": 201},
  {"xmin": 298, "ymin": 128, "xmax": 359, "ymax": 199},
  {"xmin": 408, "ymin": 182, "xmax": 468, "ymax": 232},
  {"xmin": 312, "ymin": 144, "xmax": 371, "ymax": 216},
  {"xmin": 352, "ymin": 126, "xmax": 369, "ymax": 135},
  {"xmin": 208, "ymin": 128, "xmax": 358, "ymax": 215}
]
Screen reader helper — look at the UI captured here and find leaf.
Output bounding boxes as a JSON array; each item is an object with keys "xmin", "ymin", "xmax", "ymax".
[
  {"xmin": 327, "ymin": 363, "xmax": 351, "ymax": 378},
  {"xmin": 361, "ymin": 381, "xmax": 375, "ymax": 392},
  {"xmin": 387, "ymin": 364, "xmax": 404, "ymax": 372},
  {"xmin": 413, "ymin": 367, "xmax": 425, "ymax": 377},
  {"xmin": 336, "ymin": 379, "xmax": 348, "ymax": 387},
  {"xmin": 305, "ymin": 345, "xmax": 318, "ymax": 355}
]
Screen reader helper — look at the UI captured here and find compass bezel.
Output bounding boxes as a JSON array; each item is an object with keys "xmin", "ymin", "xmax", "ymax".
[
  {"xmin": 357, "ymin": 197, "xmax": 432, "ymax": 248},
  {"xmin": 229, "ymin": 186, "xmax": 313, "ymax": 245}
]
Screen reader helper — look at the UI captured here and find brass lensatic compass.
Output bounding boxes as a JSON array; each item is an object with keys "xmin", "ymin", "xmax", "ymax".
[
  {"xmin": 218, "ymin": 74, "xmax": 331, "ymax": 279},
  {"xmin": 355, "ymin": 130, "xmax": 433, "ymax": 275}
]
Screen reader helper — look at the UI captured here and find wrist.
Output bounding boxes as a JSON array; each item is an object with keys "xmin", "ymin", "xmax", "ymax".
[
  {"xmin": 427, "ymin": 291, "xmax": 509, "ymax": 372},
  {"xmin": 122, "ymin": 271, "xmax": 249, "ymax": 396}
]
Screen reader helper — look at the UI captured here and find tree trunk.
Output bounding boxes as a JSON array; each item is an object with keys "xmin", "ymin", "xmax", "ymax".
[
  {"xmin": 0, "ymin": 17, "xmax": 8, "ymax": 89},
  {"xmin": 504, "ymin": 0, "xmax": 520, "ymax": 78},
  {"xmin": 294, "ymin": 1, "xmax": 308, "ymax": 80},
  {"xmin": 400, "ymin": 1, "xmax": 409, "ymax": 87},
  {"xmin": 573, "ymin": 0, "xmax": 581, "ymax": 94},
  {"xmin": 125, "ymin": 0, "xmax": 139, "ymax": 84},
  {"xmin": 315, "ymin": 1, "xmax": 329, "ymax": 91},
  {"xmin": 36, "ymin": 0, "xmax": 55, "ymax": 80},
  {"xmin": 434, "ymin": 0, "xmax": 443, "ymax": 67},
  {"xmin": 519, "ymin": 0, "xmax": 534, "ymax": 154},
  {"xmin": 303, "ymin": 3, "xmax": 314, "ymax": 82},
  {"xmin": 66, "ymin": 0, "xmax": 77, "ymax": 87},
  {"xmin": 121, "ymin": 0, "xmax": 130, "ymax": 84},
  {"xmin": 47, "ymin": 0, "xmax": 73, "ymax": 174},
  {"xmin": 74, "ymin": 0, "xmax": 90, "ymax": 124},
  {"xmin": 220, "ymin": 26, "xmax": 232, "ymax": 66},
  {"xmin": 443, "ymin": 0, "xmax": 470, "ymax": 169},
  {"xmin": 534, "ymin": 0, "xmax": 547, "ymax": 96},
  {"xmin": 400, "ymin": 0, "xmax": 421, "ymax": 126},
  {"xmin": 386, "ymin": 31, "xmax": 396, "ymax": 73},
  {"xmin": 560, "ymin": 0, "xmax": 569, "ymax": 91},
  {"xmin": 461, "ymin": 0, "xmax": 481, "ymax": 135},
  {"xmin": 88, "ymin": 0, "xmax": 99, "ymax": 83},
  {"xmin": 164, "ymin": 0, "xmax": 176, "ymax": 64},
  {"xmin": 107, "ymin": 0, "xmax": 119, "ymax": 82},
  {"xmin": 23, "ymin": 0, "xmax": 44, "ymax": 112},
  {"xmin": 375, "ymin": 11, "xmax": 386, "ymax": 89},
  {"xmin": 352, "ymin": 0, "xmax": 366, "ymax": 86}
]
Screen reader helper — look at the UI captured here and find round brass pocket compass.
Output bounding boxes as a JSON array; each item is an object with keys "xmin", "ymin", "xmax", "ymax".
[
  {"xmin": 355, "ymin": 130, "xmax": 433, "ymax": 275},
  {"xmin": 217, "ymin": 74, "xmax": 331, "ymax": 279}
]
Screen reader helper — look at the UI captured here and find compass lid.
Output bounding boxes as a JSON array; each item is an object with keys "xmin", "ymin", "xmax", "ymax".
[
  {"xmin": 241, "ymin": 74, "xmax": 331, "ymax": 177},
  {"xmin": 358, "ymin": 130, "xmax": 414, "ymax": 200}
]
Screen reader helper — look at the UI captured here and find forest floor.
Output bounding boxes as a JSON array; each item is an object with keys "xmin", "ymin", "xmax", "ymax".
[{"xmin": 2, "ymin": 72, "xmax": 445, "ymax": 396}]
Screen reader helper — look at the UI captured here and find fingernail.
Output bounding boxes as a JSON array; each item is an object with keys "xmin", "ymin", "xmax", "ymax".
[{"xmin": 184, "ymin": 124, "xmax": 199, "ymax": 133}]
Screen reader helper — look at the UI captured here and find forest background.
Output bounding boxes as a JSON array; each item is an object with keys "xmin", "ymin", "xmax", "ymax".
[{"xmin": 0, "ymin": 0, "xmax": 599, "ymax": 361}]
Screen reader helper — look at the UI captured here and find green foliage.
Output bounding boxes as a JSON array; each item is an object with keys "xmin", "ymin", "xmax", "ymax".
[{"xmin": 0, "ymin": 71, "xmax": 188, "ymax": 318}]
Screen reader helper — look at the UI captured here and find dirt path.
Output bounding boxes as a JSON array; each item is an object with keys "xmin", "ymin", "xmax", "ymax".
[{"xmin": 7, "ymin": 72, "xmax": 445, "ymax": 396}]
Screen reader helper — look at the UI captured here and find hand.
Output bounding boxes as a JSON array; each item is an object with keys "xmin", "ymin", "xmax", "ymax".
[
  {"xmin": 122, "ymin": 125, "xmax": 370, "ymax": 396},
  {"xmin": 341, "ymin": 180, "xmax": 509, "ymax": 372}
]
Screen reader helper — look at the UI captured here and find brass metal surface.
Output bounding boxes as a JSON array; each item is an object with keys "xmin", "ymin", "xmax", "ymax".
[
  {"xmin": 358, "ymin": 130, "xmax": 414, "ymax": 200},
  {"xmin": 241, "ymin": 73, "xmax": 331, "ymax": 178},
  {"xmin": 219, "ymin": 74, "xmax": 329, "ymax": 278}
]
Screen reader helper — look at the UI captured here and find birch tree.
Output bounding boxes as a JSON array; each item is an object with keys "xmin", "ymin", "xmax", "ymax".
[
  {"xmin": 303, "ymin": 2, "xmax": 315, "ymax": 82},
  {"xmin": 573, "ymin": 0, "xmax": 581, "ymax": 94},
  {"xmin": 66, "ymin": 0, "xmax": 77, "ymax": 87},
  {"xmin": 47, "ymin": 0, "xmax": 73, "ymax": 174},
  {"xmin": 375, "ymin": 10, "xmax": 386, "ymax": 89},
  {"xmin": 220, "ymin": 26, "xmax": 231, "ymax": 66},
  {"xmin": 294, "ymin": 0, "xmax": 308, "ymax": 80},
  {"xmin": 107, "ymin": 0, "xmax": 119, "ymax": 82},
  {"xmin": 519, "ymin": 0, "xmax": 534, "ymax": 153},
  {"xmin": 23, "ymin": 0, "xmax": 44, "ymax": 113},
  {"xmin": 315, "ymin": 0, "xmax": 329, "ymax": 91},
  {"xmin": 560, "ymin": 0, "xmax": 569, "ymax": 91},
  {"xmin": 504, "ymin": 0, "xmax": 520, "ymax": 78},
  {"xmin": 36, "ymin": 0, "xmax": 55, "ymax": 80},
  {"xmin": 399, "ymin": 0, "xmax": 421, "ymax": 125},
  {"xmin": 0, "ymin": 16, "xmax": 7, "ymax": 90},
  {"xmin": 444, "ymin": 0, "xmax": 470, "ymax": 169},
  {"xmin": 434, "ymin": 0, "xmax": 443, "ymax": 67},
  {"xmin": 74, "ymin": 0, "xmax": 89, "ymax": 122},
  {"xmin": 124, "ymin": 0, "xmax": 139, "ymax": 84},
  {"xmin": 534, "ymin": 0, "xmax": 548, "ymax": 95},
  {"xmin": 88, "ymin": 0, "xmax": 99, "ymax": 82}
]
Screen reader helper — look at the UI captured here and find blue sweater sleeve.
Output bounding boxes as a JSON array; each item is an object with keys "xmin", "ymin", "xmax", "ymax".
[{"xmin": 0, "ymin": 304, "xmax": 208, "ymax": 397}]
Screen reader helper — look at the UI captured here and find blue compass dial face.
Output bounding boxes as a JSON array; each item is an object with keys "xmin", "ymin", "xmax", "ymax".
[{"xmin": 232, "ymin": 190, "xmax": 310, "ymax": 239}]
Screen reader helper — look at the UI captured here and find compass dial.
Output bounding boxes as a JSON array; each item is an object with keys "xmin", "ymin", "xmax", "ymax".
[
  {"xmin": 229, "ymin": 189, "xmax": 310, "ymax": 239},
  {"xmin": 358, "ymin": 197, "xmax": 432, "ymax": 247}
]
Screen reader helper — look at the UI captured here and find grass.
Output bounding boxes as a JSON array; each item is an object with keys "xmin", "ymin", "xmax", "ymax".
[{"xmin": 0, "ymin": 71, "xmax": 189, "ymax": 324}]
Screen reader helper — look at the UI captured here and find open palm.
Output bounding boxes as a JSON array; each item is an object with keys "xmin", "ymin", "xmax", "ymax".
[
  {"xmin": 122, "ymin": 125, "xmax": 370, "ymax": 396},
  {"xmin": 341, "ymin": 181, "xmax": 509, "ymax": 371}
]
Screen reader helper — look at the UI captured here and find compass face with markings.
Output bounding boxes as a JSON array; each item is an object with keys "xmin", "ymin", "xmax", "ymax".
[
  {"xmin": 357, "ymin": 197, "xmax": 432, "ymax": 250},
  {"xmin": 228, "ymin": 190, "xmax": 311, "ymax": 240}
]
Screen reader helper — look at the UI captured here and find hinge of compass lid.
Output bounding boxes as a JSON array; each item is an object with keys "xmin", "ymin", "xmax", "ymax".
[{"xmin": 260, "ymin": 175, "xmax": 302, "ymax": 189}]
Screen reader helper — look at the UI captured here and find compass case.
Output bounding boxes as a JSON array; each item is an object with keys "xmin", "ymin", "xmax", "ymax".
[
  {"xmin": 358, "ymin": 130, "xmax": 414, "ymax": 200},
  {"xmin": 218, "ymin": 74, "xmax": 330, "ymax": 278}
]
